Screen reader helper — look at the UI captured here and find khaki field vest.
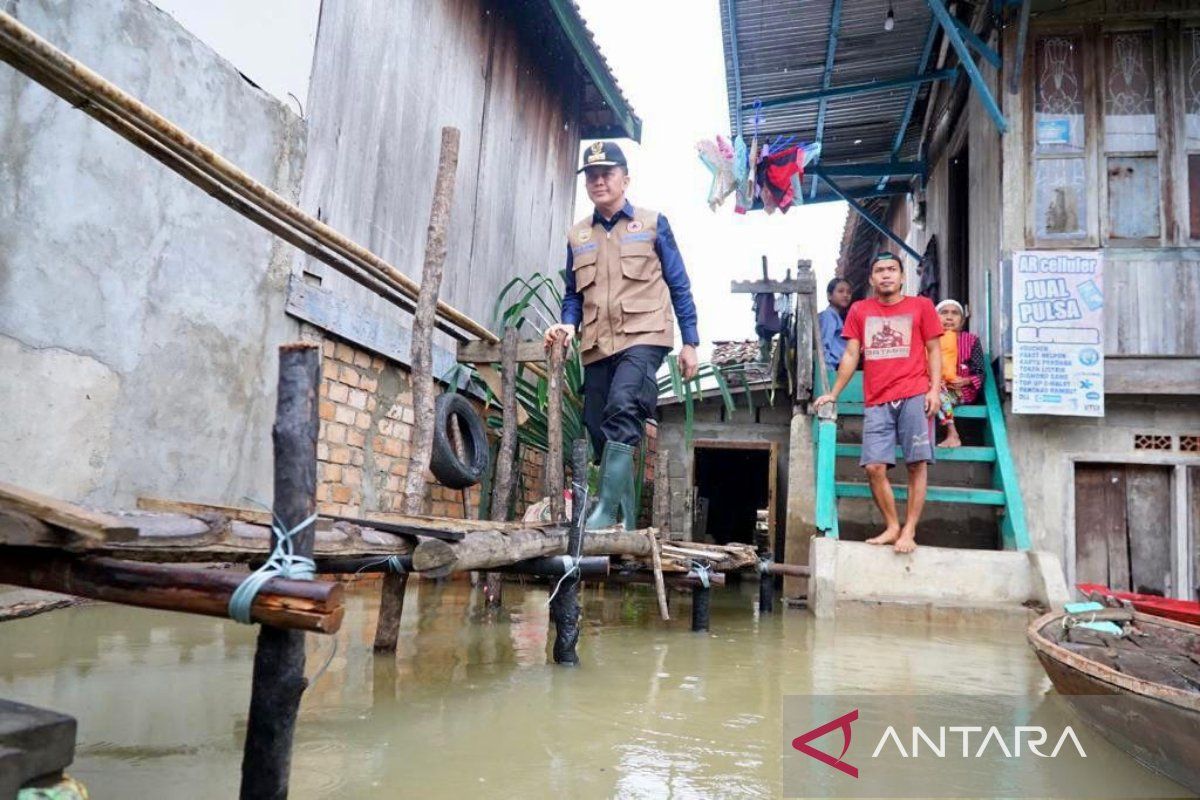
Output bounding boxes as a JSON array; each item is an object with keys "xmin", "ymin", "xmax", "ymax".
[{"xmin": 569, "ymin": 207, "xmax": 675, "ymax": 366}]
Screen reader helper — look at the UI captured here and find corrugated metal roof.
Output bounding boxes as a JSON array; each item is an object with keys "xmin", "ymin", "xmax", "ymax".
[{"xmin": 721, "ymin": 0, "xmax": 940, "ymax": 201}]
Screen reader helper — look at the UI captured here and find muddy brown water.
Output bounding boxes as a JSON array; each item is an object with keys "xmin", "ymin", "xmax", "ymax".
[{"xmin": 0, "ymin": 580, "xmax": 1187, "ymax": 798}]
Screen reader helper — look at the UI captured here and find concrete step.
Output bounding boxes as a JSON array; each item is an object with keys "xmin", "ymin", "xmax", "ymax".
[
  {"xmin": 834, "ymin": 444, "xmax": 997, "ymax": 462},
  {"xmin": 835, "ymin": 481, "xmax": 1006, "ymax": 506},
  {"xmin": 808, "ymin": 538, "xmax": 1070, "ymax": 619}
]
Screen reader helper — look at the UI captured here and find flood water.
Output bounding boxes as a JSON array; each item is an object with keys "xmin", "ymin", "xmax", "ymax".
[{"xmin": 0, "ymin": 579, "xmax": 1188, "ymax": 799}]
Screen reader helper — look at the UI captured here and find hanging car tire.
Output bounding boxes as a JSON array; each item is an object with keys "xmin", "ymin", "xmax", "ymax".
[{"xmin": 429, "ymin": 393, "xmax": 490, "ymax": 489}]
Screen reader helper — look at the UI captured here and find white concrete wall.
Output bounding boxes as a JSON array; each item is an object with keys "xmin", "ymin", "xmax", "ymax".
[
  {"xmin": 0, "ymin": 0, "xmax": 306, "ymax": 507},
  {"xmin": 1007, "ymin": 396, "xmax": 1200, "ymax": 571}
]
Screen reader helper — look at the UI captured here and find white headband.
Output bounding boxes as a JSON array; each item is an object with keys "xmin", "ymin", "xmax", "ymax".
[{"xmin": 936, "ymin": 299, "xmax": 965, "ymax": 316}]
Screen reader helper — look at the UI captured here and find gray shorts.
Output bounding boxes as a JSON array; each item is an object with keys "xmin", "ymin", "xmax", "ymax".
[{"xmin": 860, "ymin": 394, "xmax": 935, "ymax": 466}]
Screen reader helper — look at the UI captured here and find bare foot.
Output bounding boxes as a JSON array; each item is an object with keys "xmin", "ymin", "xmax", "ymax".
[
  {"xmin": 866, "ymin": 525, "xmax": 901, "ymax": 545},
  {"xmin": 940, "ymin": 431, "xmax": 962, "ymax": 448},
  {"xmin": 893, "ymin": 527, "xmax": 917, "ymax": 554}
]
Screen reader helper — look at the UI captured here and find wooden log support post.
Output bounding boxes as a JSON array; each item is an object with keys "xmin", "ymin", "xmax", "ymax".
[
  {"xmin": 485, "ymin": 326, "xmax": 521, "ymax": 607},
  {"xmin": 239, "ymin": 342, "xmax": 320, "ymax": 800},
  {"xmin": 652, "ymin": 447, "xmax": 670, "ymax": 539},
  {"xmin": 375, "ymin": 126, "xmax": 461, "ymax": 651},
  {"xmin": 550, "ymin": 439, "xmax": 589, "ymax": 665}
]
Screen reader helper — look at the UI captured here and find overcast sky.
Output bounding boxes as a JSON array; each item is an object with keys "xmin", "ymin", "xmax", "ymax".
[{"xmin": 153, "ymin": 0, "xmax": 846, "ymax": 358}]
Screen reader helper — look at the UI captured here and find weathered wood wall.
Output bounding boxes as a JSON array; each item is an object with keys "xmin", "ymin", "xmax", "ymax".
[
  {"xmin": 998, "ymin": 13, "xmax": 1200, "ymax": 358},
  {"xmin": 297, "ymin": 0, "xmax": 580, "ymax": 343}
]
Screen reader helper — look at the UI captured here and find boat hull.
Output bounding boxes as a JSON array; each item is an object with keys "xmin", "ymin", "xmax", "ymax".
[{"xmin": 1029, "ymin": 611, "xmax": 1200, "ymax": 795}]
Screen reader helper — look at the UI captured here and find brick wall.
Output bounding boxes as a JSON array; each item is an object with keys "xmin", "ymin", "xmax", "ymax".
[{"xmin": 315, "ymin": 336, "xmax": 541, "ymax": 521}]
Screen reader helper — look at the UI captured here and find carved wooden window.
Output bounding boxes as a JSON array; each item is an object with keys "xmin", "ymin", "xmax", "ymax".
[
  {"xmin": 1185, "ymin": 28, "xmax": 1200, "ymax": 240},
  {"xmin": 1033, "ymin": 34, "xmax": 1089, "ymax": 241},
  {"xmin": 1102, "ymin": 31, "xmax": 1161, "ymax": 242}
]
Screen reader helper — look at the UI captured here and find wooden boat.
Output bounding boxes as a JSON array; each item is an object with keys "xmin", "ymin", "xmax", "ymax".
[
  {"xmin": 1028, "ymin": 609, "xmax": 1200, "ymax": 795},
  {"xmin": 1077, "ymin": 582, "xmax": 1200, "ymax": 626}
]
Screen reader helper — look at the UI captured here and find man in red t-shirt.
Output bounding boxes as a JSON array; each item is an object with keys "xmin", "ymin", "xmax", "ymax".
[{"xmin": 814, "ymin": 253, "xmax": 943, "ymax": 553}]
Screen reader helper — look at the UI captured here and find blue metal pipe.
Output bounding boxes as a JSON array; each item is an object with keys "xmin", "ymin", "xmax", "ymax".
[
  {"xmin": 811, "ymin": 0, "xmax": 844, "ymax": 198},
  {"xmin": 877, "ymin": 19, "xmax": 940, "ymax": 190},
  {"xmin": 741, "ymin": 67, "xmax": 958, "ymax": 111},
  {"xmin": 924, "ymin": 0, "xmax": 1007, "ymax": 133},
  {"xmin": 952, "ymin": 15, "xmax": 1001, "ymax": 69},
  {"xmin": 814, "ymin": 171, "xmax": 922, "ymax": 261},
  {"xmin": 819, "ymin": 160, "xmax": 926, "ymax": 178}
]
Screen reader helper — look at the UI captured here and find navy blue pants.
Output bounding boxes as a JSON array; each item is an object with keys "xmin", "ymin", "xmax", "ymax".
[{"xmin": 583, "ymin": 345, "xmax": 669, "ymax": 459}]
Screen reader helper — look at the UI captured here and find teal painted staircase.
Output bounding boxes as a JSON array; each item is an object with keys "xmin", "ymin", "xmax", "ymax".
[{"xmin": 813, "ymin": 364, "xmax": 1031, "ymax": 551}]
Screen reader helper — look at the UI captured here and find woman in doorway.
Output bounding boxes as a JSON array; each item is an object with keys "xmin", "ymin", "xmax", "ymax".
[{"xmin": 935, "ymin": 299, "xmax": 984, "ymax": 448}]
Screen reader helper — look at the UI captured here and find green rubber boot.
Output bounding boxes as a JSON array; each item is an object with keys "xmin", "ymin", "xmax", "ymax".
[{"xmin": 585, "ymin": 441, "xmax": 637, "ymax": 531}]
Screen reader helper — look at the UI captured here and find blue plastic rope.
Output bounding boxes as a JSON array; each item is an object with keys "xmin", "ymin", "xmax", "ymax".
[{"xmin": 228, "ymin": 511, "xmax": 318, "ymax": 624}]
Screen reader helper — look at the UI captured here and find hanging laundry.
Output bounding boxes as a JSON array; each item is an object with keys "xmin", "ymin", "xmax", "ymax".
[
  {"xmin": 696, "ymin": 137, "xmax": 736, "ymax": 211},
  {"xmin": 754, "ymin": 292, "xmax": 782, "ymax": 338},
  {"xmin": 759, "ymin": 145, "xmax": 800, "ymax": 212},
  {"xmin": 733, "ymin": 134, "xmax": 751, "ymax": 214}
]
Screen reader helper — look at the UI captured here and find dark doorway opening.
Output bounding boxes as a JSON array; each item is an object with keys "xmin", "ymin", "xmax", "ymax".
[
  {"xmin": 692, "ymin": 444, "xmax": 772, "ymax": 548},
  {"xmin": 946, "ymin": 144, "xmax": 970, "ymax": 305}
]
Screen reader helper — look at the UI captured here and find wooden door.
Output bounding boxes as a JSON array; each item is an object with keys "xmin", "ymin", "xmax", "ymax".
[
  {"xmin": 1190, "ymin": 467, "xmax": 1200, "ymax": 601},
  {"xmin": 1075, "ymin": 464, "xmax": 1173, "ymax": 594}
]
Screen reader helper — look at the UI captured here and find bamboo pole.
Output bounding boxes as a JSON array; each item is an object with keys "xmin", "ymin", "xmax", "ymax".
[
  {"xmin": 648, "ymin": 530, "xmax": 670, "ymax": 621},
  {"xmin": 239, "ymin": 342, "xmax": 320, "ymax": 800},
  {"xmin": 546, "ymin": 345, "xmax": 565, "ymax": 521},
  {"xmin": 374, "ymin": 127, "xmax": 460, "ymax": 652},
  {"xmin": 485, "ymin": 326, "xmax": 520, "ymax": 607},
  {"xmin": 0, "ymin": 11, "xmax": 493, "ymax": 344},
  {"xmin": 0, "ymin": 547, "xmax": 341, "ymax": 633}
]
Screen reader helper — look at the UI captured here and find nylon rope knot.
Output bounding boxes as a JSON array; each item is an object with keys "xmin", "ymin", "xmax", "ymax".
[
  {"xmin": 758, "ymin": 556, "xmax": 773, "ymax": 575},
  {"xmin": 228, "ymin": 510, "xmax": 318, "ymax": 624},
  {"xmin": 691, "ymin": 560, "xmax": 712, "ymax": 589}
]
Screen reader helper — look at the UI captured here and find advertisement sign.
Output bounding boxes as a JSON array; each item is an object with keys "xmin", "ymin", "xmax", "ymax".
[{"xmin": 1012, "ymin": 250, "xmax": 1104, "ymax": 416}]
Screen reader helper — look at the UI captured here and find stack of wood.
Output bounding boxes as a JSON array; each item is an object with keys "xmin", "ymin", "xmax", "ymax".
[{"xmin": 652, "ymin": 539, "xmax": 759, "ymax": 573}]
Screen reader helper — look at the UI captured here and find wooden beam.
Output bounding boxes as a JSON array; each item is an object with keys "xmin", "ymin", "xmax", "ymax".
[
  {"xmin": 410, "ymin": 526, "xmax": 660, "ymax": 578},
  {"xmin": 0, "ymin": 547, "xmax": 341, "ymax": 633},
  {"xmin": 729, "ymin": 277, "xmax": 815, "ymax": 295},
  {"xmin": 457, "ymin": 338, "xmax": 548, "ymax": 364},
  {"xmin": 0, "ymin": 481, "xmax": 136, "ymax": 543}
]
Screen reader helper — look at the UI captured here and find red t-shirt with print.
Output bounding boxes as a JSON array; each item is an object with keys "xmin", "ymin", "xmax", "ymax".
[{"xmin": 842, "ymin": 295, "xmax": 943, "ymax": 406}]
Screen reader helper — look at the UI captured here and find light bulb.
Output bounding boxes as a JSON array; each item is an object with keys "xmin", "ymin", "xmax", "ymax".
[{"xmin": 884, "ymin": 8, "xmax": 895, "ymax": 31}]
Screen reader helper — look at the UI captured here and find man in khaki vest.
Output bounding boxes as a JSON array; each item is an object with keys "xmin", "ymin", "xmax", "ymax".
[{"xmin": 544, "ymin": 141, "xmax": 700, "ymax": 530}]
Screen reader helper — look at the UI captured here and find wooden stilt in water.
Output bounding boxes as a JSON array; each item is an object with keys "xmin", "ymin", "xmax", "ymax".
[
  {"xmin": 239, "ymin": 342, "xmax": 320, "ymax": 800},
  {"xmin": 758, "ymin": 567, "xmax": 774, "ymax": 614},
  {"xmin": 374, "ymin": 126, "xmax": 460, "ymax": 651},
  {"xmin": 485, "ymin": 326, "xmax": 520, "ymax": 608},
  {"xmin": 692, "ymin": 582, "xmax": 711, "ymax": 633},
  {"xmin": 550, "ymin": 438, "xmax": 588, "ymax": 665}
]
